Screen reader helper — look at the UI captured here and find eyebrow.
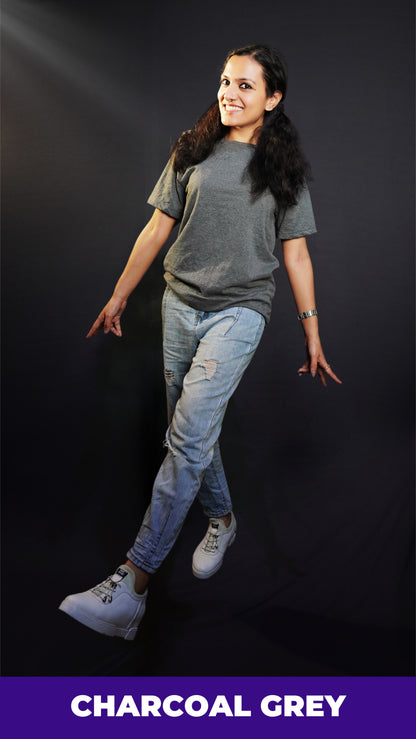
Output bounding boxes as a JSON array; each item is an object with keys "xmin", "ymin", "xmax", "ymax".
[{"xmin": 222, "ymin": 75, "xmax": 256, "ymax": 84}]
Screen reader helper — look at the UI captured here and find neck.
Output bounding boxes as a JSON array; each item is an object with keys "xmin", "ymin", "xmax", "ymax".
[{"xmin": 225, "ymin": 125, "xmax": 261, "ymax": 144}]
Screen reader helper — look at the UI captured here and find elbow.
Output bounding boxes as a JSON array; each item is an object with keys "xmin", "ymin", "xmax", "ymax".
[
  {"xmin": 147, "ymin": 210, "xmax": 176, "ymax": 246},
  {"xmin": 282, "ymin": 238, "xmax": 311, "ymax": 272},
  {"xmin": 284, "ymin": 252, "xmax": 310, "ymax": 273}
]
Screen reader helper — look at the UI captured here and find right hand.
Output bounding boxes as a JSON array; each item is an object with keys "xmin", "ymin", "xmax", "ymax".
[{"xmin": 86, "ymin": 295, "xmax": 127, "ymax": 338}]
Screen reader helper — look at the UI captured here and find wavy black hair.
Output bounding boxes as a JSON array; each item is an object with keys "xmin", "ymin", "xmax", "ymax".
[{"xmin": 171, "ymin": 44, "xmax": 310, "ymax": 208}]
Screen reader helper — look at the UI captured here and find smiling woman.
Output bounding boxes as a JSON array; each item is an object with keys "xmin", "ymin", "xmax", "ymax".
[
  {"xmin": 218, "ymin": 56, "xmax": 282, "ymax": 141},
  {"xmin": 58, "ymin": 43, "xmax": 341, "ymax": 642}
]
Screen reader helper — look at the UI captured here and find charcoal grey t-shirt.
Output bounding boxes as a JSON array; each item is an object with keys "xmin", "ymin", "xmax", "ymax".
[{"xmin": 148, "ymin": 138, "xmax": 316, "ymax": 322}]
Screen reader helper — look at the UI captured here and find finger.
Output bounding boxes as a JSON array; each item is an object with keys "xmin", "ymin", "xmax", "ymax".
[
  {"xmin": 327, "ymin": 368, "xmax": 342, "ymax": 384},
  {"xmin": 110, "ymin": 324, "xmax": 122, "ymax": 337},
  {"xmin": 319, "ymin": 360, "xmax": 342, "ymax": 385},
  {"xmin": 104, "ymin": 314, "xmax": 114, "ymax": 334},
  {"xmin": 86, "ymin": 314, "xmax": 104, "ymax": 338},
  {"xmin": 298, "ymin": 362, "xmax": 309, "ymax": 376},
  {"xmin": 310, "ymin": 357, "xmax": 318, "ymax": 378},
  {"xmin": 113, "ymin": 316, "xmax": 123, "ymax": 337},
  {"xmin": 317, "ymin": 366, "xmax": 327, "ymax": 387}
]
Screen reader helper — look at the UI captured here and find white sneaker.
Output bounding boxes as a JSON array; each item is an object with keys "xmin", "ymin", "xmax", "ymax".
[
  {"xmin": 59, "ymin": 565, "xmax": 147, "ymax": 640},
  {"xmin": 192, "ymin": 513, "xmax": 237, "ymax": 579}
]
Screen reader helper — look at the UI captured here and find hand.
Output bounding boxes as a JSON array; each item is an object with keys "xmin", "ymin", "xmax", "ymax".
[
  {"xmin": 86, "ymin": 295, "xmax": 127, "ymax": 338},
  {"xmin": 298, "ymin": 336, "xmax": 342, "ymax": 387}
]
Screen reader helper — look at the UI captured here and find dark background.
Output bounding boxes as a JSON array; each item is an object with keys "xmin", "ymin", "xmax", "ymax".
[{"xmin": 2, "ymin": 0, "xmax": 414, "ymax": 676}]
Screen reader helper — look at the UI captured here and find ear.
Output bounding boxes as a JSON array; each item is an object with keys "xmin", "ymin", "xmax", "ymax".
[{"xmin": 265, "ymin": 91, "xmax": 283, "ymax": 111}]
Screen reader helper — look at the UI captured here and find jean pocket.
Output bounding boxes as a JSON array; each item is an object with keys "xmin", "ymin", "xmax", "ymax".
[{"xmin": 223, "ymin": 307, "xmax": 243, "ymax": 336}]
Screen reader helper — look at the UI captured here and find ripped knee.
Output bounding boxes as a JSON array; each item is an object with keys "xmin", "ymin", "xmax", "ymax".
[{"xmin": 203, "ymin": 358, "xmax": 217, "ymax": 380}]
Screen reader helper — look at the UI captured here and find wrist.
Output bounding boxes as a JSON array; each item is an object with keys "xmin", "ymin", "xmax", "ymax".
[
  {"xmin": 297, "ymin": 307, "xmax": 319, "ymax": 338},
  {"xmin": 112, "ymin": 290, "xmax": 129, "ymax": 303},
  {"xmin": 300, "ymin": 317, "xmax": 319, "ymax": 340},
  {"xmin": 297, "ymin": 308, "xmax": 317, "ymax": 321},
  {"xmin": 304, "ymin": 328, "xmax": 320, "ymax": 341}
]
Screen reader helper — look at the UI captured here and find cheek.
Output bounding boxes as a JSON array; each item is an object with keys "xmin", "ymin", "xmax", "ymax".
[{"xmin": 254, "ymin": 92, "xmax": 267, "ymax": 107}]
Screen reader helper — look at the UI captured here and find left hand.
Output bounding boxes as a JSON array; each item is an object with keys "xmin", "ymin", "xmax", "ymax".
[
  {"xmin": 86, "ymin": 295, "xmax": 127, "ymax": 339},
  {"xmin": 298, "ymin": 336, "xmax": 342, "ymax": 387}
]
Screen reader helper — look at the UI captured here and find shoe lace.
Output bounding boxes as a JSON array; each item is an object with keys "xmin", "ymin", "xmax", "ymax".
[
  {"xmin": 202, "ymin": 529, "xmax": 219, "ymax": 553},
  {"xmin": 92, "ymin": 576, "xmax": 120, "ymax": 604}
]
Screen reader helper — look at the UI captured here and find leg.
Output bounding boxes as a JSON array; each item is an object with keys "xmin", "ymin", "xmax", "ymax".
[
  {"xmin": 162, "ymin": 288, "xmax": 233, "ymax": 519},
  {"xmin": 127, "ymin": 301, "xmax": 265, "ymax": 573},
  {"xmin": 198, "ymin": 442, "xmax": 232, "ymax": 517}
]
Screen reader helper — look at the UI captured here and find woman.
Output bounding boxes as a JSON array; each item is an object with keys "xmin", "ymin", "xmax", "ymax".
[{"xmin": 59, "ymin": 44, "xmax": 341, "ymax": 640}]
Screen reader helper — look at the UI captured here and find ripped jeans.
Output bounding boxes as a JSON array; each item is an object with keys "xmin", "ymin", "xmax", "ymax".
[{"xmin": 126, "ymin": 287, "xmax": 265, "ymax": 574}]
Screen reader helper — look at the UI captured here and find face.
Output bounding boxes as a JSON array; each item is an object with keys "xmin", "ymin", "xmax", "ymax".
[{"xmin": 218, "ymin": 55, "xmax": 282, "ymax": 142}]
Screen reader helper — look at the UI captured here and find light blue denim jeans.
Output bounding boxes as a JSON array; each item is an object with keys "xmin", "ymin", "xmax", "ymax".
[{"xmin": 126, "ymin": 287, "xmax": 265, "ymax": 574}]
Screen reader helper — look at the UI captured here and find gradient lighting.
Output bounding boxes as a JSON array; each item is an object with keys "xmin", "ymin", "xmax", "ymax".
[{"xmin": 2, "ymin": 0, "xmax": 144, "ymax": 126}]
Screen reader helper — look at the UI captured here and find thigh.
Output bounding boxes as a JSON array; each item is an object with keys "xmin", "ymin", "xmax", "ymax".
[
  {"xmin": 162, "ymin": 288, "xmax": 198, "ymax": 421},
  {"xmin": 196, "ymin": 305, "xmax": 265, "ymax": 370},
  {"xmin": 169, "ymin": 306, "xmax": 265, "ymax": 458}
]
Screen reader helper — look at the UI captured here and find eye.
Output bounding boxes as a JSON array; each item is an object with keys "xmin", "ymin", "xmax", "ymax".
[
  {"xmin": 240, "ymin": 82, "xmax": 252, "ymax": 89},
  {"xmin": 220, "ymin": 78, "xmax": 230, "ymax": 86}
]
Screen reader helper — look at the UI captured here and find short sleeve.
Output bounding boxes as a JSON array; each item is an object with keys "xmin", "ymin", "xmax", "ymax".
[
  {"xmin": 147, "ymin": 158, "xmax": 186, "ymax": 220},
  {"xmin": 277, "ymin": 185, "xmax": 317, "ymax": 240}
]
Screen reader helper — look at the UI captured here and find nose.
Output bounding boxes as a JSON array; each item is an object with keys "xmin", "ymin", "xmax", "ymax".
[{"xmin": 223, "ymin": 82, "xmax": 238, "ymax": 100}]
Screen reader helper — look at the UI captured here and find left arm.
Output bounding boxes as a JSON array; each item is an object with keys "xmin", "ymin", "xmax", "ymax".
[{"xmin": 282, "ymin": 237, "xmax": 341, "ymax": 387}]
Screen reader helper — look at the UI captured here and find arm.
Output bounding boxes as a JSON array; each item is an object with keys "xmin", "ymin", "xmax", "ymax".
[
  {"xmin": 87, "ymin": 208, "xmax": 177, "ymax": 338},
  {"xmin": 282, "ymin": 236, "xmax": 341, "ymax": 387}
]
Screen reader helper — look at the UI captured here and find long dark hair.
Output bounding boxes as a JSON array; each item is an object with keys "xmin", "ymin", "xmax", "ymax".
[{"xmin": 171, "ymin": 44, "xmax": 310, "ymax": 208}]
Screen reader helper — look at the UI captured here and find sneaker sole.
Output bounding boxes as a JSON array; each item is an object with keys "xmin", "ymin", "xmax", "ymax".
[
  {"xmin": 58, "ymin": 598, "xmax": 141, "ymax": 641},
  {"xmin": 192, "ymin": 531, "xmax": 236, "ymax": 579}
]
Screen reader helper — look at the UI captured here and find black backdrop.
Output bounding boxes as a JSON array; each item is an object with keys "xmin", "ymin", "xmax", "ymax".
[{"xmin": 2, "ymin": 0, "xmax": 414, "ymax": 676}]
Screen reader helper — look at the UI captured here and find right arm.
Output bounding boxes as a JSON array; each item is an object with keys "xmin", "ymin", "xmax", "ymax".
[{"xmin": 87, "ymin": 208, "xmax": 177, "ymax": 338}]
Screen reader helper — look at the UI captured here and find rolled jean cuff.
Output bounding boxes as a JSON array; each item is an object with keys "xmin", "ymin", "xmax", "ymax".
[
  {"xmin": 201, "ymin": 506, "xmax": 233, "ymax": 518},
  {"xmin": 125, "ymin": 550, "xmax": 158, "ymax": 576}
]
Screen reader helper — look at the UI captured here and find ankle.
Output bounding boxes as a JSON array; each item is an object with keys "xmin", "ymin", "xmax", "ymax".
[
  {"xmin": 218, "ymin": 512, "xmax": 231, "ymax": 528},
  {"xmin": 125, "ymin": 560, "xmax": 150, "ymax": 594}
]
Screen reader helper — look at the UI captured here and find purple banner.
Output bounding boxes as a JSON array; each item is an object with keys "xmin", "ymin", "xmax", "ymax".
[{"xmin": 1, "ymin": 676, "xmax": 414, "ymax": 738}]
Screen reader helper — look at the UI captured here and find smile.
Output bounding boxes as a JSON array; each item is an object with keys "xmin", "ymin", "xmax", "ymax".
[{"xmin": 223, "ymin": 104, "xmax": 243, "ymax": 112}]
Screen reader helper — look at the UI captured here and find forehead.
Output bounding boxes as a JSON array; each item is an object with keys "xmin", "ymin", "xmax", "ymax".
[{"xmin": 222, "ymin": 55, "xmax": 265, "ymax": 83}]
